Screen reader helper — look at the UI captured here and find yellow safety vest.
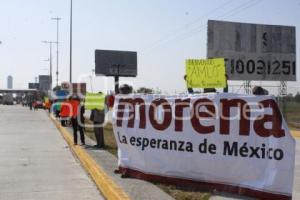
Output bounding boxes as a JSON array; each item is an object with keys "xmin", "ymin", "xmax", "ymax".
[{"xmin": 85, "ymin": 93, "xmax": 105, "ymax": 110}]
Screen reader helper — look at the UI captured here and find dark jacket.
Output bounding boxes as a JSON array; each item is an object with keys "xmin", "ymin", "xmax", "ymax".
[
  {"xmin": 90, "ymin": 109, "xmax": 105, "ymax": 124},
  {"xmin": 79, "ymin": 105, "xmax": 85, "ymax": 124}
]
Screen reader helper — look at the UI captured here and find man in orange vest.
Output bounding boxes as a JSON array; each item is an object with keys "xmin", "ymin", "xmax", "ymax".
[
  {"xmin": 70, "ymin": 95, "xmax": 85, "ymax": 145},
  {"xmin": 44, "ymin": 100, "xmax": 51, "ymax": 113}
]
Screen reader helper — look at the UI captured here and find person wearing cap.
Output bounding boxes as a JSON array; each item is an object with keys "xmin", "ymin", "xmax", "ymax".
[
  {"xmin": 119, "ymin": 84, "xmax": 133, "ymax": 94},
  {"xmin": 184, "ymin": 75, "xmax": 194, "ymax": 94},
  {"xmin": 223, "ymin": 74, "xmax": 229, "ymax": 93}
]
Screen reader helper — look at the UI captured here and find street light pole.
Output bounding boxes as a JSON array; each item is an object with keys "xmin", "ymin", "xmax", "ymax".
[
  {"xmin": 90, "ymin": 69, "xmax": 95, "ymax": 93},
  {"xmin": 51, "ymin": 17, "xmax": 61, "ymax": 87},
  {"xmin": 69, "ymin": 0, "xmax": 73, "ymax": 84},
  {"xmin": 42, "ymin": 41, "xmax": 56, "ymax": 89}
]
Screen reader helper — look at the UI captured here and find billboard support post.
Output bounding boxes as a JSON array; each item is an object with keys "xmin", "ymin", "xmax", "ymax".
[
  {"xmin": 243, "ymin": 81, "xmax": 252, "ymax": 94},
  {"xmin": 114, "ymin": 75, "xmax": 119, "ymax": 94},
  {"xmin": 95, "ymin": 49, "xmax": 137, "ymax": 94},
  {"xmin": 279, "ymin": 81, "xmax": 287, "ymax": 119}
]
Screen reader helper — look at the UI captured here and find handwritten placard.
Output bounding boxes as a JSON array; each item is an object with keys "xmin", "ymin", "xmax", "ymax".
[{"xmin": 186, "ymin": 58, "xmax": 226, "ymax": 88}]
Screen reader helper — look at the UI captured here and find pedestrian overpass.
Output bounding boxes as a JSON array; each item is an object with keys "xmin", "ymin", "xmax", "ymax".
[{"xmin": 0, "ymin": 89, "xmax": 37, "ymax": 95}]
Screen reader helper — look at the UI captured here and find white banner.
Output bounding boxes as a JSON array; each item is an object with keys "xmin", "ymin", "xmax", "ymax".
[{"xmin": 112, "ymin": 93, "xmax": 295, "ymax": 199}]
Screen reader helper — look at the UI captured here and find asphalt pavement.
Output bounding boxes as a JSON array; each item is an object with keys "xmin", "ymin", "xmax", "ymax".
[{"xmin": 0, "ymin": 105, "xmax": 104, "ymax": 200}]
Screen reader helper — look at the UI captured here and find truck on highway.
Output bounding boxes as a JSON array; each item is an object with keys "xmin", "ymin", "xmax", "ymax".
[{"xmin": 3, "ymin": 94, "xmax": 14, "ymax": 105}]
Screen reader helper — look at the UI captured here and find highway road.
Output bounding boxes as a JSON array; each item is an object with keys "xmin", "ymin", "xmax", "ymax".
[{"xmin": 0, "ymin": 105, "xmax": 104, "ymax": 200}]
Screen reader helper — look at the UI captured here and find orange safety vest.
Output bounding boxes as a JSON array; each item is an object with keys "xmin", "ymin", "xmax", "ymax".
[
  {"xmin": 44, "ymin": 101, "xmax": 51, "ymax": 109},
  {"xmin": 60, "ymin": 101, "xmax": 71, "ymax": 118},
  {"xmin": 70, "ymin": 99, "xmax": 80, "ymax": 118}
]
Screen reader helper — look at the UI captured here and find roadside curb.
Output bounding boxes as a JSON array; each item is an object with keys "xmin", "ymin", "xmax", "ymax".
[{"xmin": 50, "ymin": 115, "xmax": 131, "ymax": 200}]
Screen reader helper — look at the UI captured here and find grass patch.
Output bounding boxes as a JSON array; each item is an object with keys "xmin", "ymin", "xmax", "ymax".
[
  {"xmin": 155, "ymin": 184, "xmax": 211, "ymax": 200},
  {"xmin": 84, "ymin": 120, "xmax": 118, "ymax": 156},
  {"xmin": 84, "ymin": 120, "xmax": 211, "ymax": 200},
  {"xmin": 284, "ymin": 102, "xmax": 300, "ymax": 130}
]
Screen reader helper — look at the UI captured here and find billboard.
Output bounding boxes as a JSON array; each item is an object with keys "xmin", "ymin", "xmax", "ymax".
[
  {"xmin": 60, "ymin": 82, "xmax": 86, "ymax": 96},
  {"xmin": 207, "ymin": 20, "xmax": 296, "ymax": 81},
  {"xmin": 28, "ymin": 83, "xmax": 39, "ymax": 89},
  {"xmin": 38, "ymin": 75, "xmax": 51, "ymax": 91},
  {"xmin": 95, "ymin": 49, "xmax": 137, "ymax": 77},
  {"xmin": 61, "ymin": 82, "xmax": 70, "ymax": 90},
  {"xmin": 72, "ymin": 83, "xmax": 86, "ymax": 95}
]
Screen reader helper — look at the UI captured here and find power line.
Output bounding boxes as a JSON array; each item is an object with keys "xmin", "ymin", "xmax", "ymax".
[
  {"xmin": 168, "ymin": 0, "xmax": 263, "ymax": 46},
  {"xmin": 141, "ymin": 0, "xmax": 234, "ymax": 52},
  {"xmin": 141, "ymin": 0, "xmax": 263, "ymax": 55},
  {"xmin": 142, "ymin": 0, "xmax": 259, "ymax": 54}
]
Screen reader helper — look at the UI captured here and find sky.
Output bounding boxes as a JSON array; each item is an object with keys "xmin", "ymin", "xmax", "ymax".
[{"xmin": 0, "ymin": 0, "xmax": 300, "ymax": 95}]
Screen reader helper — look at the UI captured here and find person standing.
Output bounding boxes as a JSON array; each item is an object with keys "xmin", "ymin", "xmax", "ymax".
[
  {"xmin": 70, "ymin": 96, "xmax": 85, "ymax": 145},
  {"xmin": 106, "ymin": 92, "xmax": 115, "ymax": 109},
  {"xmin": 90, "ymin": 92, "xmax": 106, "ymax": 149},
  {"xmin": 29, "ymin": 100, "xmax": 33, "ymax": 110},
  {"xmin": 184, "ymin": 75, "xmax": 194, "ymax": 94},
  {"xmin": 78, "ymin": 99, "xmax": 86, "ymax": 144},
  {"xmin": 223, "ymin": 74, "xmax": 229, "ymax": 93},
  {"xmin": 60, "ymin": 98, "xmax": 71, "ymax": 127},
  {"xmin": 53, "ymin": 100, "xmax": 61, "ymax": 118}
]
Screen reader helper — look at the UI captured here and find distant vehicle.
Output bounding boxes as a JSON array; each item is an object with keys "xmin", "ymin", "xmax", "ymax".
[
  {"xmin": 3, "ymin": 94, "xmax": 14, "ymax": 105},
  {"xmin": 33, "ymin": 101, "xmax": 44, "ymax": 109}
]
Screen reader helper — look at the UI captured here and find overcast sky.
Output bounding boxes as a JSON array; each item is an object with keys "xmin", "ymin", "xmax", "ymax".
[{"xmin": 0, "ymin": 0, "xmax": 299, "ymax": 95}]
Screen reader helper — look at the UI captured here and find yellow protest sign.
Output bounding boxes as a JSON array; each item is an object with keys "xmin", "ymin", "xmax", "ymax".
[
  {"xmin": 185, "ymin": 58, "xmax": 226, "ymax": 88},
  {"xmin": 85, "ymin": 93, "xmax": 105, "ymax": 110}
]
